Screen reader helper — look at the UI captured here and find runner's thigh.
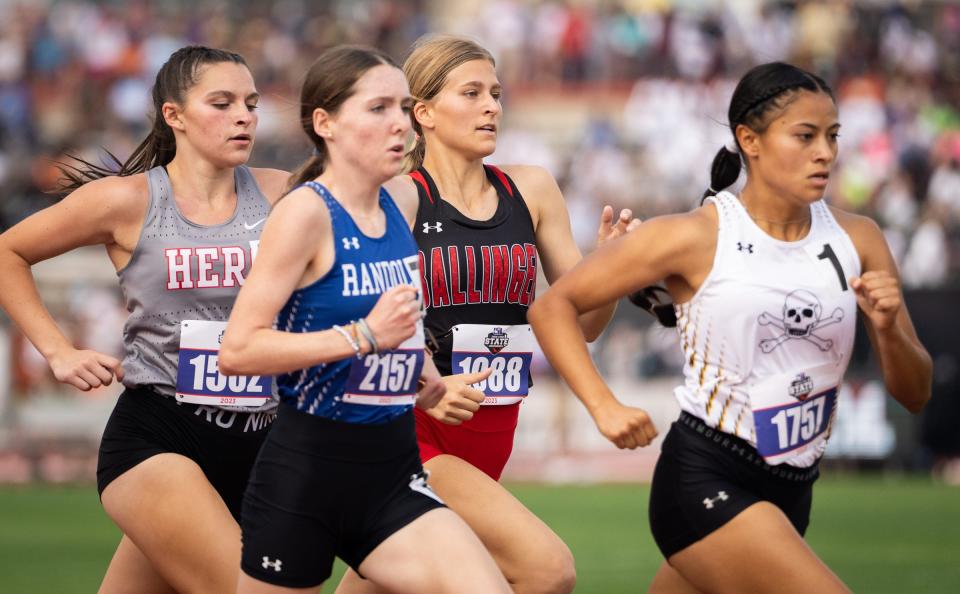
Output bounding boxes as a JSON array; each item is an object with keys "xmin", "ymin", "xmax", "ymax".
[
  {"xmin": 425, "ymin": 454, "xmax": 575, "ymax": 590},
  {"xmin": 101, "ymin": 453, "xmax": 242, "ymax": 594},
  {"xmin": 668, "ymin": 501, "xmax": 850, "ymax": 594}
]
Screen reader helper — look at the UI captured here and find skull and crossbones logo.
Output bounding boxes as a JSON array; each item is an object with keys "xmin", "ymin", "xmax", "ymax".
[{"xmin": 757, "ymin": 289, "xmax": 843, "ymax": 353}]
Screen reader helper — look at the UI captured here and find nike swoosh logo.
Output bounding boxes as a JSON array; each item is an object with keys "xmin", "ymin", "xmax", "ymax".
[{"xmin": 244, "ymin": 218, "xmax": 266, "ymax": 230}]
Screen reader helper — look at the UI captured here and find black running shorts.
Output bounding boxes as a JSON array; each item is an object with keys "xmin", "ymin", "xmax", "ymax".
[
  {"xmin": 649, "ymin": 412, "xmax": 818, "ymax": 559},
  {"xmin": 240, "ymin": 406, "xmax": 445, "ymax": 588},
  {"xmin": 96, "ymin": 386, "xmax": 275, "ymax": 521}
]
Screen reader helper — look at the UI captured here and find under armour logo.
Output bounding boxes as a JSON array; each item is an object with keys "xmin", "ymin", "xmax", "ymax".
[
  {"xmin": 422, "ymin": 222, "xmax": 443, "ymax": 234},
  {"xmin": 703, "ymin": 490, "xmax": 729, "ymax": 509},
  {"xmin": 737, "ymin": 242, "xmax": 754, "ymax": 253},
  {"xmin": 342, "ymin": 237, "xmax": 360, "ymax": 250},
  {"xmin": 261, "ymin": 556, "xmax": 282, "ymax": 572}
]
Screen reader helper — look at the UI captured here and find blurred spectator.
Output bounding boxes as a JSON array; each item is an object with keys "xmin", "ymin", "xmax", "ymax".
[
  {"xmin": 0, "ymin": 0, "xmax": 957, "ymax": 326},
  {"xmin": 0, "ymin": 0, "xmax": 957, "ymax": 480},
  {"xmin": 901, "ymin": 205, "xmax": 951, "ymax": 288}
]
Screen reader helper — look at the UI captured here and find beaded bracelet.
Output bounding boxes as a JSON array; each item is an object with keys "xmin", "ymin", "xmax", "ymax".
[
  {"xmin": 348, "ymin": 322, "xmax": 365, "ymax": 354},
  {"xmin": 332, "ymin": 324, "xmax": 362, "ymax": 358}
]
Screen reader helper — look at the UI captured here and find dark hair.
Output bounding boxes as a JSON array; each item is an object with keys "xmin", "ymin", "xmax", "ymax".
[
  {"xmin": 57, "ymin": 46, "xmax": 248, "ymax": 192},
  {"xmin": 630, "ymin": 62, "xmax": 835, "ymax": 327},
  {"xmin": 287, "ymin": 45, "xmax": 398, "ymax": 190},
  {"xmin": 702, "ymin": 61, "xmax": 834, "ymax": 201}
]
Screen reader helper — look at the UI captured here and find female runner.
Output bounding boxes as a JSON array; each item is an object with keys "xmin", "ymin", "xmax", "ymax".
[
  {"xmin": 529, "ymin": 62, "xmax": 931, "ymax": 593},
  {"xmin": 338, "ymin": 35, "xmax": 638, "ymax": 594},
  {"xmin": 0, "ymin": 46, "xmax": 288, "ymax": 593},
  {"xmin": 219, "ymin": 45, "xmax": 511, "ymax": 594}
]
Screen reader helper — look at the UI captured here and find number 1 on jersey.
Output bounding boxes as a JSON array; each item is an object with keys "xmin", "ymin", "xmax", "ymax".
[{"xmin": 817, "ymin": 243, "xmax": 848, "ymax": 291}]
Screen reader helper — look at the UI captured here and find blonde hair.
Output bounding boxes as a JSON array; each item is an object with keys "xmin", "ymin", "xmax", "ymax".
[{"xmin": 402, "ymin": 35, "xmax": 495, "ymax": 172}]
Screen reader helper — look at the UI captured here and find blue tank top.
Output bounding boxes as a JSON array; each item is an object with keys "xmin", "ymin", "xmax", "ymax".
[{"xmin": 276, "ymin": 182, "xmax": 425, "ymax": 424}]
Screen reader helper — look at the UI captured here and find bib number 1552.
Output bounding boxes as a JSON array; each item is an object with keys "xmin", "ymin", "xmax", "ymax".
[
  {"xmin": 186, "ymin": 353, "xmax": 266, "ymax": 395},
  {"xmin": 176, "ymin": 320, "xmax": 271, "ymax": 407}
]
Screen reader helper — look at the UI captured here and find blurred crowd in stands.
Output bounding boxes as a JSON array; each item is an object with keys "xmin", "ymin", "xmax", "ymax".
[
  {"xmin": 1, "ymin": 0, "xmax": 959, "ymax": 473},
  {"xmin": 1, "ymin": 0, "xmax": 958, "ymax": 288}
]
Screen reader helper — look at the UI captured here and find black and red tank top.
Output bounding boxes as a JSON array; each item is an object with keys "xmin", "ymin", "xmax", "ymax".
[{"xmin": 411, "ymin": 165, "xmax": 537, "ymax": 377}]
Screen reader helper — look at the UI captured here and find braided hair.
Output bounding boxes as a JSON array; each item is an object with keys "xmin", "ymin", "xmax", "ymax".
[{"xmin": 630, "ymin": 62, "xmax": 835, "ymax": 328}]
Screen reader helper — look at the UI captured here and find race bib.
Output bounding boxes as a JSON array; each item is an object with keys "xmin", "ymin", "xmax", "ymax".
[
  {"xmin": 175, "ymin": 320, "xmax": 271, "ymax": 408},
  {"xmin": 451, "ymin": 324, "xmax": 534, "ymax": 406},
  {"xmin": 750, "ymin": 362, "xmax": 841, "ymax": 466},
  {"xmin": 343, "ymin": 322, "xmax": 425, "ymax": 406}
]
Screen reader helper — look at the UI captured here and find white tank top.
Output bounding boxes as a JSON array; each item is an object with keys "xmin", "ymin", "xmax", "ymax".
[{"xmin": 673, "ymin": 192, "xmax": 860, "ymax": 467}]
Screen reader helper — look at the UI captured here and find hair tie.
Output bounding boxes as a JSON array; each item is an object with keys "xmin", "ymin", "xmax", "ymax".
[
  {"xmin": 708, "ymin": 186, "xmax": 719, "ymax": 194},
  {"xmin": 311, "ymin": 146, "xmax": 322, "ymax": 157},
  {"xmin": 725, "ymin": 140, "xmax": 739, "ymax": 153}
]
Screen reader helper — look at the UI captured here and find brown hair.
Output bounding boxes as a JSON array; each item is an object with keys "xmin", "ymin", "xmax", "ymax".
[
  {"xmin": 287, "ymin": 45, "xmax": 398, "ymax": 190},
  {"xmin": 402, "ymin": 35, "xmax": 495, "ymax": 172},
  {"xmin": 58, "ymin": 46, "xmax": 248, "ymax": 192}
]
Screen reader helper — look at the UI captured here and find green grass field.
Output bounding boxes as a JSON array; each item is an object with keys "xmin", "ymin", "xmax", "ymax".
[{"xmin": 1, "ymin": 475, "xmax": 958, "ymax": 593}]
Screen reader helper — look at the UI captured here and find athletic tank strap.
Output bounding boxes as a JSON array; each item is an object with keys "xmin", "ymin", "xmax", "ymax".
[
  {"xmin": 302, "ymin": 180, "xmax": 341, "ymax": 214},
  {"xmin": 300, "ymin": 181, "xmax": 407, "ymax": 244},
  {"xmin": 410, "ymin": 165, "xmax": 519, "ymax": 206},
  {"xmin": 378, "ymin": 186, "xmax": 406, "ymax": 221},
  {"xmin": 234, "ymin": 164, "xmax": 260, "ymax": 199},
  {"xmin": 483, "ymin": 164, "xmax": 516, "ymax": 198},
  {"xmin": 409, "ymin": 170, "xmax": 433, "ymax": 204}
]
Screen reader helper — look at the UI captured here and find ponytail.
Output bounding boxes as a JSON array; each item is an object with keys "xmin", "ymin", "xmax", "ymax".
[
  {"xmin": 286, "ymin": 150, "xmax": 326, "ymax": 192},
  {"xmin": 56, "ymin": 117, "xmax": 177, "ymax": 193},
  {"xmin": 627, "ymin": 286, "xmax": 677, "ymax": 328},
  {"xmin": 630, "ymin": 62, "xmax": 835, "ymax": 328},
  {"xmin": 402, "ymin": 96, "xmax": 427, "ymax": 173},
  {"xmin": 630, "ymin": 142, "xmax": 740, "ymax": 327},
  {"xmin": 701, "ymin": 145, "xmax": 742, "ymax": 201},
  {"xmin": 403, "ymin": 132, "xmax": 426, "ymax": 173},
  {"xmin": 54, "ymin": 45, "xmax": 247, "ymax": 194}
]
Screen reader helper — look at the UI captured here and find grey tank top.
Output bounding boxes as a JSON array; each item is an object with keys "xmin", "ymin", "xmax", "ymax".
[{"xmin": 118, "ymin": 165, "xmax": 275, "ymax": 411}]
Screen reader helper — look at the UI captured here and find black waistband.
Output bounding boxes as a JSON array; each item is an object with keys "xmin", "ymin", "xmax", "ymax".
[
  {"xmin": 677, "ymin": 411, "xmax": 820, "ymax": 483},
  {"xmin": 270, "ymin": 405, "xmax": 418, "ymax": 462},
  {"xmin": 127, "ymin": 386, "xmax": 276, "ymax": 436}
]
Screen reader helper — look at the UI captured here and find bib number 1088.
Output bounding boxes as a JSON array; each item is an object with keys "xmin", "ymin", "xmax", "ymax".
[
  {"xmin": 187, "ymin": 353, "xmax": 266, "ymax": 394},
  {"xmin": 455, "ymin": 355, "xmax": 527, "ymax": 394}
]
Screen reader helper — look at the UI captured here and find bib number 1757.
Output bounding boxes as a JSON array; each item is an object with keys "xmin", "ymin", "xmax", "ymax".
[
  {"xmin": 753, "ymin": 389, "xmax": 837, "ymax": 459},
  {"xmin": 770, "ymin": 397, "xmax": 826, "ymax": 450}
]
